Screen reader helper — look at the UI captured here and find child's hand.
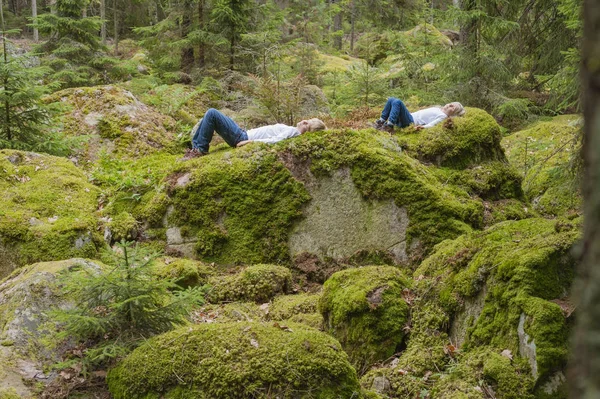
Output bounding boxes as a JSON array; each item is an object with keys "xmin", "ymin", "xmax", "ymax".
[{"xmin": 414, "ymin": 125, "xmax": 424, "ymax": 131}]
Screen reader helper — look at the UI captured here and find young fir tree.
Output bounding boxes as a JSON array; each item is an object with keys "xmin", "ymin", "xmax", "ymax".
[
  {"xmin": 53, "ymin": 241, "xmax": 205, "ymax": 369},
  {"xmin": 0, "ymin": 1, "xmax": 52, "ymax": 150},
  {"xmin": 33, "ymin": 0, "xmax": 103, "ymax": 88}
]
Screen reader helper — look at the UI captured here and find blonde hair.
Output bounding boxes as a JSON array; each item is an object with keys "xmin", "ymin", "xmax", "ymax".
[
  {"xmin": 306, "ymin": 118, "xmax": 327, "ymax": 132},
  {"xmin": 451, "ymin": 102, "xmax": 466, "ymax": 116}
]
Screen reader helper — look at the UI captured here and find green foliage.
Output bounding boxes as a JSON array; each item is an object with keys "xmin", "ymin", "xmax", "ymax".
[
  {"xmin": 0, "ymin": 28, "xmax": 55, "ymax": 151},
  {"xmin": 107, "ymin": 321, "xmax": 362, "ymax": 398},
  {"xmin": 52, "ymin": 241, "xmax": 205, "ymax": 369},
  {"xmin": 319, "ymin": 266, "xmax": 410, "ymax": 372}
]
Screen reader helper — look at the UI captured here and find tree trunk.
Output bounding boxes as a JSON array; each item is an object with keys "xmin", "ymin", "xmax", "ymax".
[
  {"xmin": 49, "ymin": 0, "xmax": 56, "ymax": 15},
  {"xmin": 113, "ymin": 0, "xmax": 119, "ymax": 54},
  {"xmin": 32, "ymin": 0, "xmax": 38, "ymax": 41},
  {"xmin": 100, "ymin": 0, "xmax": 106, "ymax": 44},
  {"xmin": 229, "ymin": 33, "xmax": 235, "ymax": 71},
  {"xmin": 197, "ymin": 0, "xmax": 205, "ymax": 68},
  {"xmin": 350, "ymin": 1, "xmax": 355, "ymax": 52},
  {"xmin": 180, "ymin": 0, "xmax": 194, "ymax": 73},
  {"xmin": 0, "ymin": 0, "xmax": 12, "ymax": 141},
  {"xmin": 571, "ymin": 0, "xmax": 600, "ymax": 396},
  {"xmin": 333, "ymin": 1, "xmax": 342, "ymax": 50}
]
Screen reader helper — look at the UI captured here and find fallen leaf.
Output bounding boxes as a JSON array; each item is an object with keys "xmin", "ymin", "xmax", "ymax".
[{"xmin": 250, "ymin": 339, "xmax": 259, "ymax": 348}]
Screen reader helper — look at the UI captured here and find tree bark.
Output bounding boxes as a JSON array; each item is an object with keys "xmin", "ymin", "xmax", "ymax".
[
  {"xmin": 571, "ymin": 0, "xmax": 600, "ymax": 396},
  {"xmin": 113, "ymin": 0, "xmax": 119, "ymax": 54},
  {"xmin": 32, "ymin": 0, "xmax": 38, "ymax": 41},
  {"xmin": 180, "ymin": 0, "xmax": 194, "ymax": 73},
  {"xmin": 100, "ymin": 0, "xmax": 106, "ymax": 44},
  {"xmin": 333, "ymin": 0, "xmax": 342, "ymax": 50},
  {"xmin": 197, "ymin": 0, "xmax": 205, "ymax": 68},
  {"xmin": 350, "ymin": 1, "xmax": 355, "ymax": 52}
]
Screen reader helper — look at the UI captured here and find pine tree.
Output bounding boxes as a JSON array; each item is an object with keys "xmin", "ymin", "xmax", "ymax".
[{"xmin": 212, "ymin": 0, "xmax": 251, "ymax": 70}]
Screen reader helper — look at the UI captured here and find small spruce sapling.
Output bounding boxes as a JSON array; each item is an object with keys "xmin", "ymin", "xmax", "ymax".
[{"xmin": 52, "ymin": 241, "xmax": 206, "ymax": 371}]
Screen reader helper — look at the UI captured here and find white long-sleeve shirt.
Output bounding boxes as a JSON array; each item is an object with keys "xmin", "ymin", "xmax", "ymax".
[
  {"xmin": 411, "ymin": 107, "xmax": 447, "ymax": 128},
  {"xmin": 246, "ymin": 124, "xmax": 300, "ymax": 144}
]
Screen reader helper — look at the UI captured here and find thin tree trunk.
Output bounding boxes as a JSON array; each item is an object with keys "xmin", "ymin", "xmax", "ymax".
[
  {"xmin": 0, "ymin": 0, "xmax": 12, "ymax": 141},
  {"xmin": 332, "ymin": 0, "xmax": 342, "ymax": 50},
  {"xmin": 100, "ymin": 0, "xmax": 106, "ymax": 44},
  {"xmin": 49, "ymin": 0, "xmax": 56, "ymax": 14},
  {"xmin": 571, "ymin": 0, "xmax": 600, "ymax": 396},
  {"xmin": 113, "ymin": 0, "xmax": 118, "ymax": 54},
  {"xmin": 229, "ymin": 33, "xmax": 235, "ymax": 71},
  {"xmin": 32, "ymin": 0, "xmax": 38, "ymax": 41},
  {"xmin": 197, "ymin": 0, "xmax": 205, "ymax": 68},
  {"xmin": 350, "ymin": 1, "xmax": 355, "ymax": 52},
  {"xmin": 180, "ymin": 0, "xmax": 194, "ymax": 73},
  {"xmin": 82, "ymin": 6, "xmax": 87, "ymax": 17}
]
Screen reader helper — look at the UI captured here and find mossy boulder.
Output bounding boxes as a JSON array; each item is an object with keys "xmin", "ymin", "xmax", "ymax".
[
  {"xmin": 269, "ymin": 293, "xmax": 323, "ymax": 329},
  {"xmin": 152, "ymin": 128, "xmax": 486, "ymax": 266},
  {"xmin": 153, "ymin": 257, "xmax": 216, "ymax": 288},
  {"xmin": 395, "ymin": 107, "xmax": 506, "ymax": 169},
  {"xmin": 414, "ymin": 218, "xmax": 579, "ymax": 393},
  {"xmin": 107, "ymin": 322, "xmax": 361, "ymax": 399},
  {"xmin": 44, "ymin": 85, "xmax": 180, "ymax": 164},
  {"xmin": 319, "ymin": 266, "xmax": 411, "ymax": 371},
  {"xmin": 0, "ymin": 150, "xmax": 101, "ymax": 278},
  {"xmin": 502, "ymin": 117, "xmax": 582, "ymax": 216},
  {"xmin": 207, "ymin": 264, "xmax": 293, "ymax": 303},
  {"xmin": 0, "ymin": 259, "xmax": 105, "ymax": 396}
]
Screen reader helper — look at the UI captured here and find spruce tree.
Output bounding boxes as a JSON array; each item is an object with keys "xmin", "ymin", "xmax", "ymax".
[{"xmin": 0, "ymin": 0, "xmax": 52, "ymax": 150}]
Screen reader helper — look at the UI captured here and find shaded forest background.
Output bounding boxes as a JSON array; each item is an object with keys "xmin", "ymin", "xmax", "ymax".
[{"xmin": 0, "ymin": 0, "xmax": 583, "ymax": 153}]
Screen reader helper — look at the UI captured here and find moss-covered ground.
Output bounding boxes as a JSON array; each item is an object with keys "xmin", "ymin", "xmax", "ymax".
[{"xmin": 107, "ymin": 321, "xmax": 362, "ymax": 399}]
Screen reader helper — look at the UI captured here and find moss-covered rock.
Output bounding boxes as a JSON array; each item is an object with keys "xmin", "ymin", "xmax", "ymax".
[
  {"xmin": 319, "ymin": 266, "xmax": 411, "ymax": 371},
  {"xmin": 44, "ymin": 85, "xmax": 181, "ymax": 164},
  {"xmin": 0, "ymin": 150, "xmax": 101, "ymax": 278},
  {"xmin": 153, "ymin": 257, "xmax": 216, "ymax": 288},
  {"xmin": 0, "ymin": 259, "xmax": 105, "ymax": 396},
  {"xmin": 395, "ymin": 107, "xmax": 505, "ymax": 169},
  {"xmin": 107, "ymin": 322, "xmax": 361, "ymax": 399},
  {"xmin": 269, "ymin": 293, "xmax": 323, "ymax": 329},
  {"xmin": 415, "ymin": 218, "xmax": 579, "ymax": 388},
  {"xmin": 207, "ymin": 264, "xmax": 293, "ymax": 303},
  {"xmin": 502, "ymin": 118, "xmax": 582, "ymax": 216},
  {"xmin": 152, "ymin": 128, "xmax": 487, "ymax": 265}
]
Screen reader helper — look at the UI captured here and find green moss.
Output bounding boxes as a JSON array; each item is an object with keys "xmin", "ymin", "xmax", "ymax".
[
  {"xmin": 108, "ymin": 212, "xmax": 138, "ymax": 242},
  {"xmin": 269, "ymin": 293, "xmax": 320, "ymax": 320},
  {"xmin": 484, "ymin": 199, "xmax": 536, "ymax": 227},
  {"xmin": 0, "ymin": 150, "xmax": 101, "ymax": 278},
  {"xmin": 208, "ymin": 264, "xmax": 293, "ymax": 303},
  {"xmin": 153, "ymin": 258, "xmax": 215, "ymax": 288},
  {"xmin": 395, "ymin": 108, "xmax": 505, "ymax": 169},
  {"xmin": 0, "ymin": 388, "xmax": 20, "ymax": 399},
  {"xmin": 196, "ymin": 302, "xmax": 267, "ymax": 323},
  {"xmin": 415, "ymin": 218, "xmax": 580, "ymax": 383},
  {"xmin": 107, "ymin": 322, "xmax": 361, "ymax": 399},
  {"xmin": 319, "ymin": 266, "xmax": 410, "ymax": 371},
  {"xmin": 502, "ymin": 120, "xmax": 581, "ymax": 216}
]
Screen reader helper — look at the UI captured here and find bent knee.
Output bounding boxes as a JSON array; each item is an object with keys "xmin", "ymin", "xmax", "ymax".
[{"xmin": 205, "ymin": 108, "xmax": 219, "ymax": 118}]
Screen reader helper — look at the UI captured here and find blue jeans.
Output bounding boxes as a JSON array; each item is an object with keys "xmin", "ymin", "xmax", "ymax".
[
  {"xmin": 192, "ymin": 108, "xmax": 248, "ymax": 152},
  {"xmin": 380, "ymin": 97, "xmax": 414, "ymax": 128}
]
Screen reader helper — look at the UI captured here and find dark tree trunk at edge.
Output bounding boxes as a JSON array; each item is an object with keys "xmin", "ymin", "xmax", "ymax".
[{"xmin": 571, "ymin": 0, "xmax": 600, "ymax": 397}]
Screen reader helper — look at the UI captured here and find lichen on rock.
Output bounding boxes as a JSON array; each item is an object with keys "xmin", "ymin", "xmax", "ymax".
[
  {"xmin": 319, "ymin": 266, "xmax": 411, "ymax": 371},
  {"xmin": 0, "ymin": 259, "xmax": 105, "ymax": 396},
  {"xmin": 0, "ymin": 150, "xmax": 101, "ymax": 278},
  {"xmin": 107, "ymin": 322, "xmax": 361, "ymax": 399},
  {"xmin": 44, "ymin": 85, "xmax": 181, "ymax": 164}
]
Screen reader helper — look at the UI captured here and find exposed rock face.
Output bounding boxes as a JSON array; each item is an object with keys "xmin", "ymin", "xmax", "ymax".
[
  {"xmin": 0, "ymin": 150, "xmax": 101, "ymax": 279},
  {"xmin": 44, "ymin": 85, "xmax": 180, "ymax": 164},
  {"xmin": 107, "ymin": 322, "xmax": 361, "ymax": 399},
  {"xmin": 289, "ymin": 168, "xmax": 409, "ymax": 263},
  {"xmin": 0, "ymin": 259, "xmax": 104, "ymax": 397}
]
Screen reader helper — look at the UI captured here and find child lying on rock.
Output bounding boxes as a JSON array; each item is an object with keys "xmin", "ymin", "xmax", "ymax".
[
  {"xmin": 374, "ymin": 97, "xmax": 465, "ymax": 133},
  {"xmin": 182, "ymin": 108, "xmax": 327, "ymax": 160}
]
